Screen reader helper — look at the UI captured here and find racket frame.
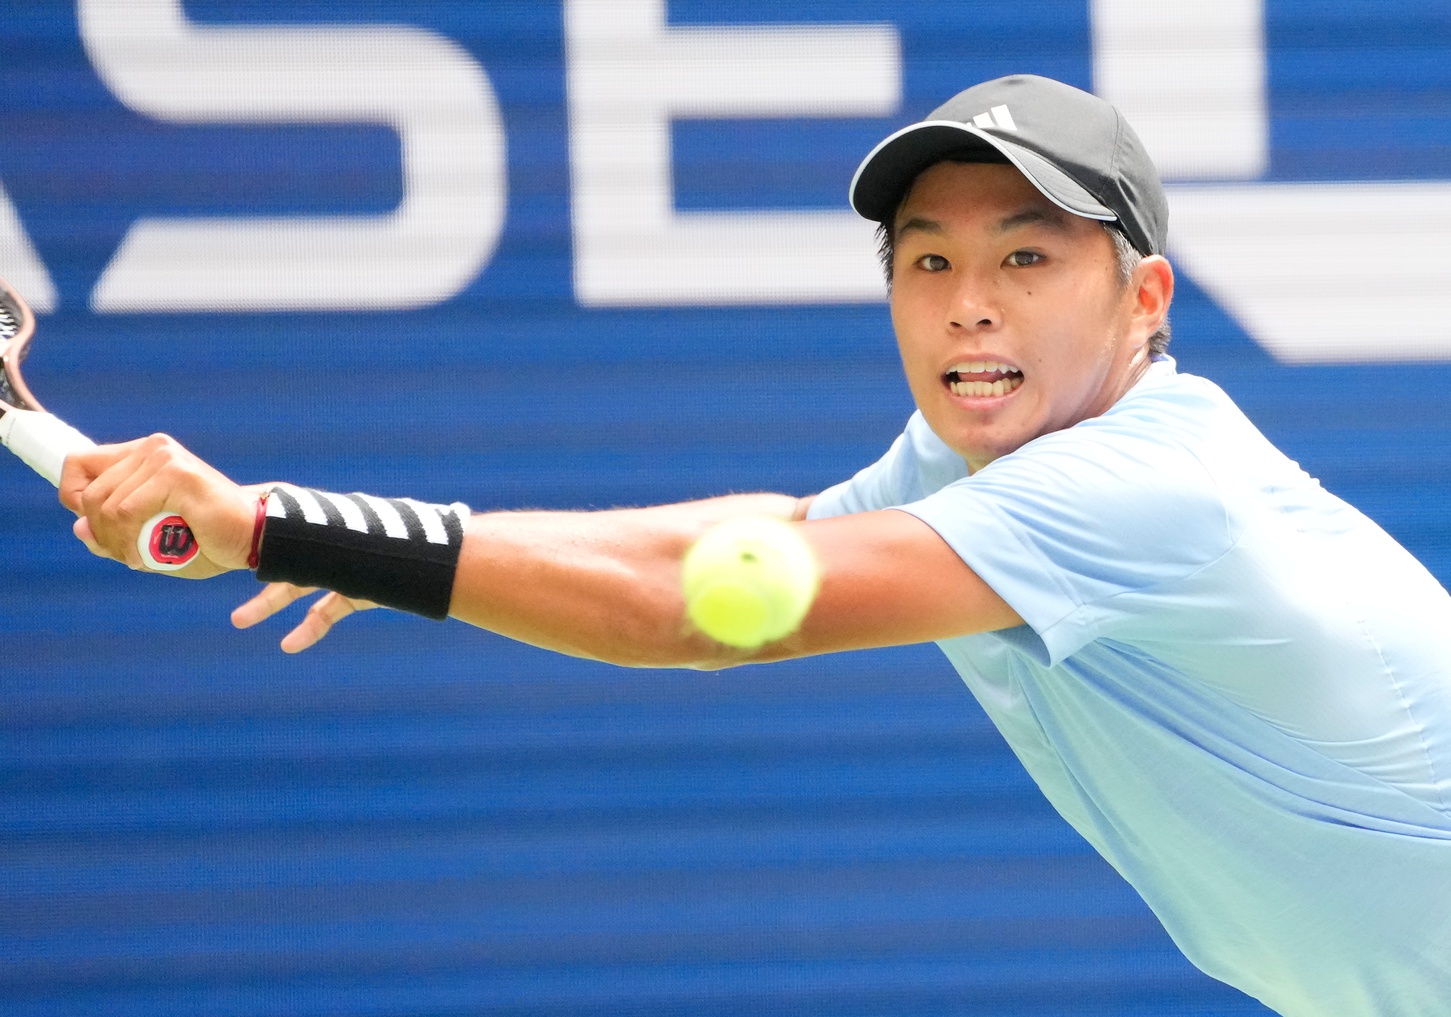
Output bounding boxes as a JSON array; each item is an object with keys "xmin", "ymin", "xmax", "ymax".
[{"xmin": 0, "ymin": 277, "xmax": 45, "ymax": 414}]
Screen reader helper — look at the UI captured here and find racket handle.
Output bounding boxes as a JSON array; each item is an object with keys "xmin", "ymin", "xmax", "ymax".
[
  {"xmin": 137, "ymin": 511, "xmax": 201, "ymax": 572},
  {"xmin": 0, "ymin": 406, "xmax": 95, "ymax": 486},
  {"xmin": 0, "ymin": 408, "xmax": 199, "ymax": 572}
]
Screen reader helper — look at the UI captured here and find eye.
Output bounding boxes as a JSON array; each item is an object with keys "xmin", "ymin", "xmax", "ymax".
[
  {"xmin": 915, "ymin": 253, "xmax": 950, "ymax": 272},
  {"xmin": 1005, "ymin": 249, "xmax": 1043, "ymax": 268}
]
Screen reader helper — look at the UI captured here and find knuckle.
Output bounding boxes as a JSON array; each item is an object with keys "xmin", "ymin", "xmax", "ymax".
[
  {"xmin": 142, "ymin": 434, "xmax": 188, "ymax": 470},
  {"xmin": 139, "ymin": 433, "xmax": 168, "ymax": 455},
  {"xmin": 109, "ymin": 492, "xmax": 142, "ymax": 525}
]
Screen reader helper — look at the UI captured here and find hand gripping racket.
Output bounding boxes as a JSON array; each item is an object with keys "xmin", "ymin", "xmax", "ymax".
[{"xmin": 0, "ymin": 276, "xmax": 198, "ymax": 571}]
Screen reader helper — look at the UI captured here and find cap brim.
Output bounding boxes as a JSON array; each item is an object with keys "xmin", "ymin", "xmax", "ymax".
[{"xmin": 849, "ymin": 121, "xmax": 1117, "ymax": 224}]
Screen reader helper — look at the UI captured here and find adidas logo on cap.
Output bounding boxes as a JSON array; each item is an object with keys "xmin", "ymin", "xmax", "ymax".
[{"xmin": 971, "ymin": 105, "xmax": 1017, "ymax": 131}]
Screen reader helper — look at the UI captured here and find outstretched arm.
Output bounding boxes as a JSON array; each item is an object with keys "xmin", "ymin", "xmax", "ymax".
[
  {"xmin": 443, "ymin": 496, "xmax": 1020, "ymax": 668},
  {"xmin": 62, "ymin": 436, "xmax": 1022, "ymax": 663},
  {"xmin": 232, "ymin": 492, "xmax": 809, "ymax": 655}
]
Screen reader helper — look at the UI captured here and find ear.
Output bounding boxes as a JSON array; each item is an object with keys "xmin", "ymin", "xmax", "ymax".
[{"xmin": 1130, "ymin": 255, "xmax": 1174, "ymax": 344}]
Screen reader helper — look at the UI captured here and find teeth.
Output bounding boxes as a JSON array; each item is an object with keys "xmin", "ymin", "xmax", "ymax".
[
  {"xmin": 950, "ymin": 374, "xmax": 1024, "ymax": 399},
  {"xmin": 948, "ymin": 360, "xmax": 1022, "ymax": 377}
]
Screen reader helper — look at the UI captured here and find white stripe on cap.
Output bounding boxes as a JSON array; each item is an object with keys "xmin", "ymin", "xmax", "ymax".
[
  {"xmin": 318, "ymin": 491, "xmax": 369, "ymax": 534},
  {"xmin": 972, "ymin": 112, "xmax": 993, "ymax": 129},
  {"xmin": 990, "ymin": 104, "xmax": 1017, "ymax": 131},
  {"xmin": 401, "ymin": 498, "xmax": 449, "ymax": 545},
  {"xmin": 848, "ymin": 120, "xmax": 1118, "ymax": 222},
  {"xmin": 356, "ymin": 493, "xmax": 409, "ymax": 539}
]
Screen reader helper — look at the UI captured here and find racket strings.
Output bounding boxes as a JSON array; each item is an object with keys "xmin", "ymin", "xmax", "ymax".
[
  {"xmin": 0, "ymin": 296, "xmax": 29, "ymax": 409},
  {"xmin": 0, "ymin": 370, "xmax": 21, "ymax": 410},
  {"xmin": 0, "ymin": 301, "xmax": 19, "ymax": 342}
]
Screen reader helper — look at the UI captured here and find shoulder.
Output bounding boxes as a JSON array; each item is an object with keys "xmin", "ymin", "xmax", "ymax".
[
  {"xmin": 921, "ymin": 363, "xmax": 1242, "ymax": 574},
  {"xmin": 1012, "ymin": 359, "xmax": 1244, "ymax": 496},
  {"xmin": 809, "ymin": 410, "xmax": 968, "ymax": 519},
  {"xmin": 998, "ymin": 365, "xmax": 1228, "ymax": 493}
]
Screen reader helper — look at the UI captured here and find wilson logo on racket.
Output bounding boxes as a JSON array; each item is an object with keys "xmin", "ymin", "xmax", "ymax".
[{"xmin": 147, "ymin": 516, "xmax": 199, "ymax": 567}]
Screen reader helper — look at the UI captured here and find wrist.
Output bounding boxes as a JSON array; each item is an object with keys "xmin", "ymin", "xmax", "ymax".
[
  {"xmin": 247, "ymin": 492, "xmax": 268, "ymax": 570},
  {"xmin": 254, "ymin": 484, "xmax": 469, "ymax": 618}
]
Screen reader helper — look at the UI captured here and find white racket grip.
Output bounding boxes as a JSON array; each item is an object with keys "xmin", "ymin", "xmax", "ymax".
[
  {"xmin": 0, "ymin": 409, "xmax": 198, "ymax": 571},
  {"xmin": 0, "ymin": 407, "xmax": 96, "ymax": 487}
]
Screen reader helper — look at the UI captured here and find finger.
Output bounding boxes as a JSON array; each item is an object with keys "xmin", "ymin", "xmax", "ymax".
[
  {"xmin": 113, "ymin": 471, "xmax": 230, "ymax": 573},
  {"xmin": 232, "ymin": 582, "xmax": 318, "ymax": 629},
  {"xmin": 280, "ymin": 591, "xmax": 360, "ymax": 654},
  {"xmin": 97, "ymin": 466, "xmax": 174, "ymax": 568},
  {"xmin": 58, "ymin": 438, "xmax": 153, "ymax": 514},
  {"xmin": 72, "ymin": 515, "xmax": 115, "ymax": 561},
  {"xmin": 75, "ymin": 444, "xmax": 169, "ymax": 562},
  {"xmin": 76, "ymin": 441, "xmax": 152, "ymax": 523}
]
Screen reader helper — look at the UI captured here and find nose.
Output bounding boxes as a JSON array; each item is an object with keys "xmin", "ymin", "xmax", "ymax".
[{"xmin": 948, "ymin": 273, "xmax": 1000, "ymax": 332}]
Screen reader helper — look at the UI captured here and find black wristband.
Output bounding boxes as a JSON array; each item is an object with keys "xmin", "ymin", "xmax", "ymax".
[{"xmin": 256, "ymin": 484, "xmax": 469, "ymax": 620}]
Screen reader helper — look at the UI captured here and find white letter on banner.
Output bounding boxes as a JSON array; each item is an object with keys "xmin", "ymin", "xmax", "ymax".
[
  {"xmin": 79, "ymin": 0, "xmax": 506, "ymax": 312},
  {"xmin": 564, "ymin": 0, "xmax": 899, "ymax": 306},
  {"xmin": 0, "ymin": 184, "xmax": 58, "ymax": 313},
  {"xmin": 1091, "ymin": 0, "xmax": 1267, "ymax": 180},
  {"xmin": 1093, "ymin": 0, "xmax": 1451, "ymax": 362}
]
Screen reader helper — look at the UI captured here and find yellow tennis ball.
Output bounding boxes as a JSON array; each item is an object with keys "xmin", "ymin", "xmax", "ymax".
[{"xmin": 681, "ymin": 516, "xmax": 821, "ymax": 649}]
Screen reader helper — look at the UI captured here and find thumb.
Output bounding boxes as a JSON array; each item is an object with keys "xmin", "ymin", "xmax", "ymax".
[
  {"xmin": 58, "ymin": 458, "xmax": 92, "ymax": 515},
  {"xmin": 72, "ymin": 515, "xmax": 115, "ymax": 561}
]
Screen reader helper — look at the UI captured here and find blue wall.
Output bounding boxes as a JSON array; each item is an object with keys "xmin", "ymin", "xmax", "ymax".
[{"xmin": 3, "ymin": 3, "xmax": 1449, "ymax": 1015}]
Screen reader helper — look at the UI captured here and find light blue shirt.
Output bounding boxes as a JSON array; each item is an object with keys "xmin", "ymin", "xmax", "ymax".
[{"xmin": 808, "ymin": 357, "xmax": 1451, "ymax": 1016}]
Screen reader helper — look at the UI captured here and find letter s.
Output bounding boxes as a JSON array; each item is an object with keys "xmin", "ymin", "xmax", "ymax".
[{"xmin": 79, "ymin": 0, "xmax": 507, "ymax": 312}]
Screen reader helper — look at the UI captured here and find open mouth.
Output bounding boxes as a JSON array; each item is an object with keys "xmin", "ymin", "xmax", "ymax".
[{"xmin": 944, "ymin": 360, "xmax": 1024, "ymax": 398}]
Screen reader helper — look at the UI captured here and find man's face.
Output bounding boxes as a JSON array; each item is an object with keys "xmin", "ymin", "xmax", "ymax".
[{"xmin": 889, "ymin": 160, "xmax": 1156, "ymax": 472}]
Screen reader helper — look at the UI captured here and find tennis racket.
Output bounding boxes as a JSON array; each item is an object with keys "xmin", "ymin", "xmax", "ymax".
[{"xmin": 0, "ymin": 275, "xmax": 198, "ymax": 571}]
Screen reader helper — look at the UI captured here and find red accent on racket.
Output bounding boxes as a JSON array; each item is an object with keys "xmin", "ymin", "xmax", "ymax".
[{"xmin": 142, "ymin": 512, "xmax": 200, "ymax": 570}]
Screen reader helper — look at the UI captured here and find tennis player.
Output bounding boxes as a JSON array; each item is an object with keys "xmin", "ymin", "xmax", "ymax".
[{"xmin": 59, "ymin": 75, "xmax": 1451, "ymax": 1016}]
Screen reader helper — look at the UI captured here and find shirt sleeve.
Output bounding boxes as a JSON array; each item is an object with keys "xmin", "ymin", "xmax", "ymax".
[
  {"xmin": 807, "ymin": 436, "xmax": 906, "ymax": 520},
  {"xmin": 809, "ymin": 412, "xmax": 969, "ymax": 520},
  {"xmin": 899, "ymin": 420, "xmax": 1237, "ymax": 665}
]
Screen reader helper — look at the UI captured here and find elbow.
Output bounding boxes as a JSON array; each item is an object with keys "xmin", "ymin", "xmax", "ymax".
[
  {"xmin": 590, "ymin": 597, "xmax": 763, "ymax": 671},
  {"xmin": 569, "ymin": 585, "xmax": 706, "ymax": 669},
  {"xmin": 591, "ymin": 621, "xmax": 743, "ymax": 671}
]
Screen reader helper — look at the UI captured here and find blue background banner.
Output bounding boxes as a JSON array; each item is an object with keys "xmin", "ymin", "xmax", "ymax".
[{"xmin": 3, "ymin": 2, "xmax": 1449, "ymax": 1015}]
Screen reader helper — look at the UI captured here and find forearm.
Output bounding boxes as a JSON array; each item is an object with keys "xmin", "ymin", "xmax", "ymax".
[{"xmin": 448, "ymin": 492, "xmax": 809, "ymax": 667}]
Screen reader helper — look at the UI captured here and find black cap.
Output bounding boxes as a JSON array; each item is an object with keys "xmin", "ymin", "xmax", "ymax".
[{"xmin": 849, "ymin": 74, "xmax": 1167, "ymax": 257}]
